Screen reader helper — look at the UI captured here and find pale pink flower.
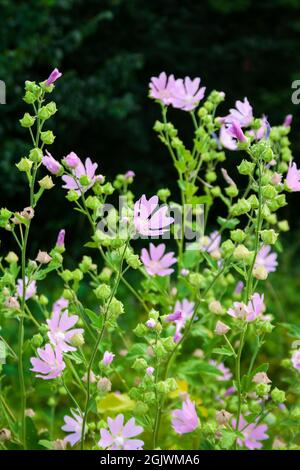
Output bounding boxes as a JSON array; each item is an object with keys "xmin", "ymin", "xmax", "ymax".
[
  {"xmin": 146, "ymin": 319, "xmax": 156, "ymax": 329},
  {"xmin": 170, "ymin": 299, "xmax": 195, "ymax": 343},
  {"xmin": 271, "ymin": 172, "xmax": 282, "ymax": 185},
  {"xmin": 30, "ymin": 343, "xmax": 65, "ymax": 380},
  {"xmin": 235, "ymin": 281, "xmax": 244, "ymax": 295},
  {"xmin": 102, "ymin": 351, "xmax": 115, "ymax": 366},
  {"xmin": 64, "ymin": 152, "xmax": 80, "ymax": 169},
  {"xmin": 252, "ymin": 372, "xmax": 271, "ymax": 384},
  {"xmin": 45, "ymin": 68, "xmax": 62, "ymax": 86},
  {"xmin": 53, "ymin": 297, "xmax": 69, "ymax": 315},
  {"xmin": 219, "ymin": 125, "xmax": 238, "ymax": 150},
  {"xmin": 16, "ymin": 276, "xmax": 37, "ymax": 300},
  {"xmin": 134, "ymin": 195, "xmax": 174, "ymax": 237},
  {"xmin": 146, "ymin": 367, "xmax": 154, "ymax": 376},
  {"xmin": 62, "ymin": 409, "xmax": 84, "ymax": 447},
  {"xmin": 99, "ymin": 414, "xmax": 144, "ymax": 450},
  {"xmin": 141, "ymin": 243, "xmax": 176, "ymax": 276},
  {"xmin": 255, "ymin": 245, "xmax": 278, "ymax": 273},
  {"xmin": 42, "ymin": 151, "xmax": 62, "ymax": 175},
  {"xmin": 232, "ymin": 415, "xmax": 268, "ymax": 450},
  {"xmin": 283, "ymin": 114, "xmax": 293, "ymax": 127},
  {"xmin": 149, "ymin": 72, "xmax": 179, "ymax": 106},
  {"xmin": 202, "ymin": 230, "xmax": 221, "ymax": 254},
  {"xmin": 249, "ymin": 116, "xmax": 269, "ymax": 140},
  {"xmin": 221, "ymin": 168, "xmax": 236, "ymax": 187},
  {"xmin": 124, "ymin": 170, "xmax": 135, "ymax": 180},
  {"xmin": 226, "ymin": 97, "xmax": 253, "ymax": 127},
  {"xmin": 292, "ymin": 350, "xmax": 300, "ymax": 371},
  {"xmin": 286, "ymin": 161, "xmax": 300, "ymax": 191},
  {"xmin": 171, "ymin": 76, "xmax": 206, "ymax": 111},
  {"xmin": 171, "ymin": 397, "xmax": 199, "ymax": 434},
  {"xmin": 227, "ymin": 121, "xmax": 247, "ymax": 142},
  {"xmin": 56, "ymin": 229, "xmax": 65, "ymax": 247},
  {"xmin": 247, "ymin": 293, "xmax": 265, "ymax": 321},
  {"xmin": 209, "ymin": 360, "xmax": 232, "ymax": 381},
  {"xmin": 47, "ymin": 308, "xmax": 83, "ymax": 352},
  {"xmin": 228, "ymin": 301, "xmax": 249, "ymax": 320},
  {"xmin": 62, "ymin": 157, "xmax": 102, "ymax": 194}
]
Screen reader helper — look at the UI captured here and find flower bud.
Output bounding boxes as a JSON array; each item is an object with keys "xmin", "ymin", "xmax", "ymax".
[
  {"xmin": 146, "ymin": 319, "xmax": 156, "ymax": 329},
  {"xmin": 79, "ymin": 255, "xmax": 94, "ymax": 273},
  {"xmin": 253, "ymin": 265, "xmax": 268, "ymax": 280},
  {"xmin": 69, "ymin": 333, "xmax": 85, "ymax": 348},
  {"xmin": 214, "ymin": 321, "xmax": 230, "ymax": 336},
  {"xmin": 19, "ymin": 113, "xmax": 35, "ymax": 128},
  {"xmin": 97, "ymin": 377, "xmax": 112, "ymax": 393},
  {"xmin": 231, "ymin": 198, "xmax": 251, "ymax": 216},
  {"xmin": 260, "ymin": 229, "xmax": 278, "ymax": 245},
  {"xmin": 99, "ymin": 267, "xmax": 112, "ymax": 283},
  {"xmin": 31, "ymin": 334, "xmax": 43, "ymax": 348},
  {"xmin": 132, "ymin": 358, "xmax": 147, "ymax": 372},
  {"xmin": 126, "ymin": 253, "xmax": 142, "ymax": 269},
  {"xmin": 36, "ymin": 250, "xmax": 52, "ymax": 264},
  {"xmin": 94, "ymin": 283, "xmax": 111, "ymax": 301},
  {"xmin": 16, "ymin": 158, "xmax": 33, "ymax": 172},
  {"xmin": 209, "ymin": 300, "xmax": 225, "ymax": 315},
  {"xmin": 252, "ymin": 372, "xmax": 271, "ymax": 384},
  {"xmin": 40, "ymin": 130, "xmax": 55, "ymax": 145},
  {"xmin": 233, "ymin": 244, "xmax": 252, "ymax": 262},
  {"xmin": 271, "ymin": 387, "xmax": 286, "ymax": 404},
  {"xmin": 38, "ymin": 175, "xmax": 54, "ymax": 189},
  {"xmin": 0, "ymin": 428, "xmax": 11, "ymax": 442},
  {"xmin": 102, "ymin": 351, "xmax": 115, "ymax": 367},
  {"xmin": 225, "ymin": 185, "xmax": 239, "ymax": 198},
  {"xmin": 237, "ymin": 159, "xmax": 255, "ymax": 175},
  {"xmin": 216, "ymin": 409, "xmax": 232, "ymax": 425},
  {"xmin": 278, "ymin": 220, "xmax": 289, "ymax": 232},
  {"xmin": 157, "ymin": 188, "xmax": 171, "ymax": 202},
  {"xmin": 230, "ymin": 229, "xmax": 245, "ymax": 243},
  {"xmin": 255, "ymin": 383, "xmax": 271, "ymax": 397},
  {"xmin": 133, "ymin": 323, "xmax": 147, "ymax": 337},
  {"xmin": 221, "ymin": 239, "xmax": 235, "ymax": 257},
  {"xmin": 5, "ymin": 251, "xmax": 18, "ymax": 263},
  {"xmin": 247, "ymin": 194, "xmax": 259, "ymax": 209},
  {"xmin": 29, "ymin": 148, "xmax": 43, "ymax": 163},
  {"xmin": 188, "ymin": 273, "xmax": 205, "ymax": 288},
  {"xmin": 146, "ymin": 367, "xmax": 154, "ymax": 376},
  {"xmin": 262, "ymin": 184, "xmax": 277, "ymax": 200},
  {"xmin": 4, "ymin": 296, "xmax": 20, "ymax": 310},
  {"xmin": 66, "ymin": 189, "xmax": 80, "ymax": 201}
]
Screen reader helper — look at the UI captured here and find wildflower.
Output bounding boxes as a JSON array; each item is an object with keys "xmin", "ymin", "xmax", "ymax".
[
  {"xmin": 146, "ymin": 319, "xmax": 156, "ymax": 329},
  {"xmin": 36, "ymin": 250, "xmax": 52, "ymax": 264},
  {"xmin": 254, "ymin": 245, "xmax": 278, "ymax": 273},
  {"xmin": 171, "ymin": 397, "xmax": 199, "ymax": 434},
  {"xmin": 227, "ymin": 121, "xmax": 247, "ymax": 142},
  {"xmin": 201, "ymin": 231, "xmax": 221, "ymax": 257},
  {"xmin": 170, "ymin": 299, "xmax": 195, "ymax": 343},
  {"xmin": 56, "ymin": 229, "xmax": 65, "ymax": 247},
  {"xmin": 4, "ymin": 296, "xmax": 20, "ymax": 309},
  {"xmin": 47, "ymin": 309, "xmax": 83, "ymax": 352},
  {"xmin": 5, "ymin": 251, "xmax": 19, "ymax": 264},
  {"xmin": 225, "ymin": 97, "xmax": 253, "ymax": 127},
  {"xmin": 102, "ymin": 351, "xmax": 115, "ymax": 366},
  {"xmin": 219, "ymin": 125, "xmax": 238, "ymax": 150},
  {"xmin": 53, "ymin": 297, "xmax": 69, "ymax": 315},
  {"xmin": 141, "ymin": 243, "xmax": 176, "ymax": 276},
  {"xmin": 16, "ymin": 276, "xmax": 37, "ymax": 300},
  {"xmin": 30, "ymin": 343, "xmax": 65, "ymax": 380},
  {"xmin": 0, "ymin": 428, "xmax": 11, "ymax": 443},
  {"xmin": 286, "ymin": 161, "xmax": 300, "ymax": 191},
  {"xmin": 146, "ymin": 367, "xmax": 154, "ymax": 376},
  {"xmin": 227, "ymin": 301, "xmax": 249, "ymax": 320},
  {"xmin": 247, "ymin": 293, "xmax": 265, "ymax": 321},
  {"xmin": 62, "ymin": 157, "xmax": 102, "ymax": 194},
  {"xmin": 42, "ymin": 151, "xmax": 62, "ymax": 175},
  {"xmin": 134, "ymin": 195, "xmax": 174, "ymax": 237},
  {"xmin": 149, "ymin": 72, "xmax": 179, "ymax": 106},
  {"xmin": 283, "ymin": 114, "xmax": 293, "ymax": 127},
  {"xmin": 97, "ymin": 377, "xmax": 112, "ymax": 393},
  {"xmin": 62, "ymin": 409, "xmax": 84, "ymax": 447},
  {"xmin": 292, "ymin": 350, "xmax": 300, "ymax": 371},
  {"xmin": 171, "ymin": 76, "xmax": 206, "ymax": 111},
  {"xmin": 166, "ymin": 311, "xmax": 182, "ymax": 322},
  {"xmin": 249, "ymin": 116, "xmax": 269, "ymax": 140},
  {"xmin": 252, "ymin": 372, "xmax": 271, "ymax": 384},
  {"xmin": 216, "ymin": 409, "xmax": 232, "ymax": 426},
  {"xmin": 235, "ymin": 281, "xmax": 244, "ymax": 295},
  {"xmin": 215, "ymin": 321, "xmax": 230, "ymax": 336},
  {"xmin": 209, "ymin": 360, "xmax": 232, "ymax": 381},
  {"xmin": 232, "ymin": 415, "xmax": 268, "ymax": 450},
  {"xmin": 64, "ymin": 152, "xmax": 80, "ymax": 169},
  {"xmin": 45, "ymin": 68, "xmax": 62, "ymax": 86},
  {"xmin": 99, "ymin": 414, "xmax": 144, "ymax": 450},
  {"xmin": 124, "ymin": 170, "xmax": 135, "ymax": 180},
  {"xmin": 209, "ymin": 300, "xmax": 224, "ymax": 315},
  {"xmin": 21, "ymin": 206, "xmax": 35, "ymax": 220},
  {"xmin": 38, "ymin": 175, "xmax": 54, "ymax": 189}
]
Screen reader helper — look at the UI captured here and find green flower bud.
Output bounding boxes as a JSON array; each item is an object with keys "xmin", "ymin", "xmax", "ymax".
[
  {"xmin": 46, "ymin": 102, "xmax": 57, "ymax": 116},
  {"xmin": 231, "ymin": 198, "xmax": 251, "ymax": 216},
  {"xmin": 94, "ymin": 284, "xmax": 111, "ymax": 300},
  {"xmin": 198, "ymin": 107, "xmax": 207, "ymax": 117},
  {"xmin": 135, "ymin": 402, "xmax": 149, "ymax": 415},
  {"xmin": 72, "ymin": 269, "xmax": 83, "ymax": 282},
  {"xmin": 31, "ymin": 334, "xmax": 43, "ymax": 348},
  {"xmin": 211, "ymin": 186, "xmax": 221, "ymax": 197},
  {"xmin": 99, "ymin": 267, "xmax": 112, "ymax": 283},
  {"xmin": 278, "ymin": 220, "xmax": 289, "ymax": 232},
  {"xmin": 107, "ymin": 298, "xmax": 124, "ymax": 318},
  {"xmin": 37, "ymin": 106, "xmax": 51, "ymax": 121},
  {"xmin": 85, "ymin": 196, "xmax": 101, "ymax": 210},
  {"xmin": 132, "ymin": 358, "xmax": 147, "ymax": 371},
  {"xmin": 79, "ymin": 175, "xmax": 90, "ymax": 186},
  {"xmin": 260, "ymin": 229, "xmax": 278, "ymax": 245},
  {"xmin": 66, "ymin": 189, "xmax": 80, "ymax": 202},
  {"xmin": 40, "ymin": 130, "xmax": 55, "ymax": 145},
  {"xmin": 5, "ymin": 251, "xmax": 18, "ymax": 263},
  {"xmin": 161, "ymin": 337, "xmax": 175, "ymax": 352},
  {"xmin": 265, "ymin": 214, "xmax": 277, "ymax": 225},
  {"xmin": 156, "ymin": 381, "xmax": 168, "ymax": 394},
  {"xmin": 23, "ymin": 91, "xmax": 36, "ymax": 104},
  {"xmin": 166, "ymin": 378, "xmax": 178, "ymax": 392},
  {"xmin": 253, "ymin": 265, "xmax": 268, "ymax": 280},
  {"xmin": 271, "ymin": 387, "xmax": 286, "ymax": 404},
  {"xmin": 29, "ymin": 148, "xmax": 43, "ymax": 163},
  {"xmin": 206, "ymin": 171, "xmax": 217, "ymax": 183},
  {"xmin": 126, "ymin": 253, "xmax": 142, "ymax": 269},
  {"xmin": 262, "ymin": 147, "xmax": 274, "ymax": 163},
  {"xmin": 19, "ymin": 113, "xmax": 35, "ymax": 128},
  {"xmin": 39, "ymin": 294, "xmax": 49, "ymax": 306},
  {"xmin": 79, "ymin": 256, "xmax": 94, "ymax": 273},
  {"xmin": 188, "ymin": 272, "xmax": 205, "ymax": 288},
  {"xmin": 262, "ymin": 185, "xmax": 277, "ymax": 200},
  {"xmin": 157, "ymin": 188, "xmax": 171, "ymax": 202},
  {"xmin": 144, "ymin": 392, "xmax": 156, "ymax": 404},
  {"xmin": 16, "ymin": 158, "xmax": 33, "ymax": 172},
  {"xmin": 153, "ymin": 120, "xmax": 164, "ymax": 132},
  {"xmin": 237, "ymin": 160, "xmax": 255, "ymax": 175},
  {"xmin": 62, "ymin": 288, "xmax": 73, "ymax": 301},
  {"xmin": 221, "ymin": 239, "xmax": 235, "ymax": 257},
  {"xmin": 247, "ymin": 194, "xmax": 259, "ymax": 209},
  {"xmin": 102, "ymin": 183, "xmax": 114, "ymax": 195},
  {"xmin": 249, "ymin": 402, "xmax": 262, "ymax": 414},
  {"xmin": 69, "ymin": 333, "xmax": 85, "ymax": 348},
  {"xmin": 225, "ymin": 185, "xmax": 239, "ymax": 198},
  {"xmin": 230, "ymin": 229, "xmax": 245, "ymax": 243},
  {"xmin": 233, "ymin": 244, "xmax": 253, "ymax": 262},
  {"xmin": 256, "ymin": 383, "xmax": 271, "ymax": 397},
  {"xmin": 155, "ymin": 342, "xmax": 167, "ymax": 359},
  {"xmin": 38, "ymin": 175, "xmax": 54, "ymax": 189},
  {"xmin": 61, "ymin": 269, "xmax": 73, "ymax": 282}
]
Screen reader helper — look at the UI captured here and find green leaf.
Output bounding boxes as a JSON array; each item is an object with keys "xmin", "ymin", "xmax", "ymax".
[
  {"xmin": 38, "ymin": 440, "xmax": 54, "ymax": 450},
  {"xmin": 217, "ymin": 216, "xmax": 240, "ymax": 229},
  {"xmin": 85, "ymin": 308, "xmax": 103, "ymax": 329},
  {"xmin": 219, "ymin": 430, "xmax": 237, "ymax": 449},
  {"xmin": 212, "ymin": 346, "xmax": 235, "ymax": 357},
  {"xmin": 280, "ymin": 322, "xmax": 300, "ymax": 339},
  {"xmin": 178, "ymin": 359, "xmax": 222, "ymax": 378},
  {"xmin": 126, "ymin": 343, "xmax": 148, "ymax": 358}
]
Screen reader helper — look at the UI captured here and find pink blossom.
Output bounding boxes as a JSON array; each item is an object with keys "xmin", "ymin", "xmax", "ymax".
[
  {"xmin": 45, "ymin": 68, "xmax": 62, "ymax": 86},
  {"xmin": 249, "ymin": 116, "xmax": 269, "ymax": 140},
  {"xmin": 30, "ymin": 343, "xmax": 65, "ymax": 380},
  {"xmin": 283, "ymin": 114, "xmax": 293, "ymax": 127},
  {"xmin": 62, "ymin": 409, "xmax": 84, "ymax": 447},
  {"xmin": 141, "ymin": 243, "xmax": 176, "ymax": 276},
  {"xmin": 235, "ymin": 281, "xmax": 244, "ymax": 295},
  {"xmin": 255, "ymin": 245, "xmax": 278, "ymax": 273},
  {"xmin": 166, "ymin": 311, "xmax": 182, "ymax": 322},
  {"xmin": 16, "ymin": 276, "xmax": 37, "ymax": 300},
  {"xmin": 171, "ymin": 76, "xmax": 206, "ymax": 111},
  {"xmin": 124, "ymin": 170, "xmax": 135, "ymax": 180},
  {"xmin": 171, "ymin": 397, "xmax": 199, "ymax": 434},
  {"xmin": 99, "ymin": 414, "xmax": 144, "ymax": 450},
  {"xmin": 226, "ymin": 97, "xmax": 253, "ymax": 127},
  {"xmin": 146, "ymin": 319, "xmax": 156, "ymax": 329},
  {"xmin": 42, "ymin": 151, "xmax": 62, "ymax": 175},
  {"xmin": 170, "ymin": 299, "xmax": 195, "ymax": 343},
  {"xmin": 62, "ymin": 157, "xmax": 102, "ymax": 194},
  {"xmin": 209, "ymin": 360, "xmax": 232, "ymax": 381},
  {"xmin": 56, "ymin": 229, "xmax": 65, "ymax": 247},
  {"xmin": 219, "ymin": 125, "xmax": 238, "ymax": 150},
  {"xmin": 247, "ymin": 293, "xmax": 265, "ymax": 321},
  {"xmin": 64, "ymin": 152, "xmax": 80, "ymax": 169},
  {"xmin": 292, "ymin": 350, "xmax": 300, "ymax": 371},
  {"xmin": 53, "ymin": 297, "xmax": 69, "ymax": 315},
  {"xmin": 149, "ymin": 72, "xmax": 179, "ymax": 106},
  {"xmin": 146, "ymin": 367, "xmax": 154, "ymax": 376},
  {"xmin": 227, "ymin": 121, "xmax": 247, "ymax": 142},
  {"xmin": 221, "ymin": 168, "xmax": 236, "ymax": 187},
  {"xmin": 286, "ymin": 161, "xmax": 300, "ymax": 191},
  {"xmin": 134, "ymin": 195, "xmax": 174, "ymax": 237},
  {"xmin": 202, "ymin": 230, "xmax": 221, "ymax": 254},
  {"xmin": 47, "ymin": 307, "xmax": 83, "ymax": 352},
  {"xmin": 232, "ymin": 415, "xmax": 268, "ymax": 450},
  {"xmin": 102, "ymin": 351, "xmax": 115, "ymax": 366}
]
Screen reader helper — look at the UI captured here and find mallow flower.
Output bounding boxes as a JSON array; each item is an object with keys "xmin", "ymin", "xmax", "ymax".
[
  {"xmin": 232, "ymin": 415, "xmax": 268, "ymax": 450},
  {"xmin": 201, "ymin": 230, "xmax": 221, "ymax": 256},
  {"xmin": 45, "ymin": 68, "xmax": 62, "ymax": 86},
  {"xmin": 170, "ymin": 76, "xmax": 206, "ymax": 111},
  {"xmin": 227, "ymin": 293, "xmax": 264, "ymax": 322},
  {"xmin": 286, "ymin": 161, "xmax": 300, "ymax": 192},
  {"xmin": 149, "ymin": 72, "xmax": 179, "ymax": 106},
  {"xmin": 209, "ymin": 360, "xmax": 232, "ymax": 381},
  {"xmin": 62, "ymin": 157, "xmax": 102, "ymax": 194},
  {"xmin": 227, "ymin": 121, "xmax": 247, "ymax": 142},
  {"xmin": 292, "ymin": 350, "xmax": 300, "ymax": 371},
  {"xmin": 141, "ymin": 243, "xmax": 176, "ymax": 276},
  {"xmin": 47, "ymin": 308, "xmax": 83, "ymax": 352},
  {"xmin": 56, "ymin": 229, "xmax": 65, "ymax": 247},
  {"xmin": 30, "ymin": 343, "xmax": 65, "ymax": 380},
  {"xmin": 171, "ymin": 397, "xmax": 199, "ymax": 434},
  {"xmin": 99, "ymin": 414, "xmax": 144, "ymax": 450},
  {"xmin": 255, "ymin": 245, "xmax": 278, "ymax": 273},
  {"xmin": 225, "ymin": 97, "xmax": 253, "ymax": 127},
  {"xmin": 62, "ymin": 409, "xmax": 84, "ymax": 447},
  {"xmin": 42, "ymin": 151, "xmax": 62, "ymax": 175},
  {"xmin": 170, "ymin": 299, "xmax": 195, "ymax": 343},
  {"xmin": 134, "ymin": 195, "xmax": 174, "ymax": 237},
  {"xmin": 16, "ymin": 276, "xmax": 37, "ymax": 300},
  {"xmin": 249, "ymin": 115, "xmax": 270, "ymax": 141}
]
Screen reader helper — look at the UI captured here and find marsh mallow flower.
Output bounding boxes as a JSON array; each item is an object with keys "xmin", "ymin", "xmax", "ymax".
[
  {"xmin": 171, "ymin": 76, "xmax": 206, "ymax": 111},
  {"xmin": 134, "ymin": 195, "xmax": 174, "ymax": 237},
  {"xmin": 64, "ymin": 152, "xmax": 80, "ymax": 169},
  {"xmin": 62, "ymin": 409, "xmax": 84, "ymax": 447},
  {"xmin": 99, "ymin": 414, "xmax": 144, "ymax": 450},
  {"xmin": 141, "ymin": 243, "xmax": 176, "ymax": 276},
  {"xmin": 30, "ymin": 343, "xmax": 65, "ymax": 380},
  {"xmin": 228, "ymin": 293, "xmax": 264, "ymax": 322},
  {"xmin": 286, "ymin": 161, "xmax": 300, "ymax": 192},
  {"xmin": 16, "ymin": 276, "xmax": 37, "ymax": 300},
  {"xmin": 232, "ymin": 415, "xmax": 268, "ymax": 450},
  {"xmin": 201, "ymin": 231, "xmax": 221, "ymax": 257},
  {"xmin": 42, "ymin": 151, "xmax": 62, "ymax": 175},
  {"xmin": 56, "ymin": 229, "xmax": 65, "ymax": 247},
  {"xmin": 254, "ymin": 245, "xmax": 278, "ymax": 273},
  {"xmin": 292, "ymin": 350, "xmax": 300, "ymax": 371},
  {"xmin": 227, "ymin": 121, "xmax": 247, "ymax": 142},
  {"xmin": 62, "ymin": 157, "xmax": 102, "ymax": 194},
  {"xmin": 149, "ymin": 72, "xmax": 178, "ymax": 106},
  {"xmin": 170, "ymin": 299, "xmax": 195, "ymax": 343},
  {"xmin": 171, "ymin": 397, "xmax": 199, "ymax": 434},
  {"xmin": 47, "ymin": 309, "xmax": 83, "ymax": 352},
  {"xmin": 102, "ymin": 351, "xmax": 115, "ymax": 366},
  {"xmin": 45, "ymin": 68, "xmax": 62, "ymax": 86},
  {"xmin": 226, "ymin": 97, "xmax": 253, "ymax": 127},
  {"xmin": 209, "ymin": 360, "xmax": 232, "ymax": 381}
]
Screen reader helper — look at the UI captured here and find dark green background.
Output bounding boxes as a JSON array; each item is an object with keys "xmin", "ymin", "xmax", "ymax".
[{"xmin": 1, "ymin": 0, "xmax": 300, "ymax": 253}]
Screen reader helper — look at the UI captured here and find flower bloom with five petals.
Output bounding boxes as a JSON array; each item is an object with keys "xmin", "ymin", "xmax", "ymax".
[
  {"xmin": 62, "ymin": 156, "xmax": 103, "ymax": 194},
  {"xmin": 232, "ymin": 415, "xmax": 268, "ymax": 450},
  {"xmin": 254, "ymin": 245, "xmax": 278, "ymax": 273},
  {"xmin": 170, "ymin": 76, "xmax": 206, "ymax": 111},
  {"xmin": 141, "ymin": 243, "xmax": 176, "ymax": 276},
  {"xmin": 149, "ymin": 72, "xmax": 180, "ymax": 106},
  {"xmin": 171, "ymin": 397, "xmax": 199, "ymax": 434},
  {"xmin": 286, "ymin": 161, "xmax": 300, "ymax": 192},
  {"xmin": 16, "ymin": 276, "xmax": 37, "ymax": 300},
  {"xmin": 99, "ymin": 414, "xmax": 144, "ymax": 450},
  {"xmin": 30, "ymin": 343, "xmax": 65, "ymax": 380},
  {"xmin": 62, "ymin": 409, "xmax": 84, "ymax": 447},
  {"xmin": 47, "ymin": 307, "xmax": 83, "ymax": 352},
  {"xmin": 134, "ymin": 195, "xmax": 174, "ymax": 237}
]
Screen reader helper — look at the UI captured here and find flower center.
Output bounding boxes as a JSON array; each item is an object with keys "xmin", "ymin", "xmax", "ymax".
[{"xmin": 114, "ymin": 436, "xmax": 125, "ymax": 448}]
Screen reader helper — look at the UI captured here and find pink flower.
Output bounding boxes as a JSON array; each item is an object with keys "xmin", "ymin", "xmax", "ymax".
[
  {"xmin": 283, "ymin": 114, "xmax": 293, "ymax": 127},
  {"xmin": 134, "ymin": 195, "xmax": 174, "ymax": 237},
  {"xmin": 292, "ymin": 350, "xmax": 300, "ymax": 371},
  {"xmin": 228, "ymin": 301, "xmax": 249, "ymax": 320},
  {"xmin": 235, "ymin": 281, "xmax": 244, "ymax": 295},
  {"xmin": 171, "ymin": 76, "xmax": 206, "ymax": 111},
  {"xmin": 42, "ymin": 151, "xmax": 62, "ymax": 175},
  {"xmin": 247, "ymin": 293, "xmax": 265, "ymax": 321},
  {"xmin": 232, "ymin": 415, "xmax": 268, "ymax": 450},
  {"xmin": 47, "ymin": 307, "xmax": 83, "ymax": 353},
  {"xmin": 219, "ymin": 125, "xmax": 238, "ymax": 150},
  {"xmin": 64, "ymin": 152, "xmax": 80, "ymax": 169},
  {"xmin": 99, "ymin": 414, "xmax": 144, "ymax": 450},
  {"xmin": 202, "ymin": 230, "xmax": 221, "ymax": 254},
  {"xmin": 209, "ymin": 360, "xmax": 232, "ymax": 381},
  {"xmin": 56, "ymin": 229, "xmax": 65, "ymax": 247},
  {"xmin": 62, "ymin": 157, "xmax": 102, "ymax": 194},
  {"xmin": 102, "ymin": 351, "xmax": 115, "ymax": 366},
  {"xmin": 149, "ymin": 72, "xmax": 179, "ymax": 106},
  {"xmin": 249, "ymin": 116, "xmax": 269, "ymax": 140},
  {"xmin": 16, "ymin": 276, "xmax": 37, "ymax": 300},
  {"xmin": 146, "ymin": 319, "xmax": 156, "ymax": 328},
  {"xmin": 124, "ymin": 170, "xmax": 135, "ymax": 180},
  {"xmin": 146, "ymin": 367, "xmax": 154, "ymax": 376},
  {"xmin": 167, "ymin": 311, "xmax": 182, "ymax": 322},
  {"xmin": 227, "ymin": 121, "xmax": 247, "ymax": 142},
  {"xmin": 170, "ymin": 299, "xmax": 195, "ymax": 343},
  {"xmin": 286, "ymin": 161, "xmax": 300, "ymax": 191},
  {"xmin": 226, "ymin": 97, "xmax": 253, "ymax": 127},
  {"xmin": 45, "ymin": 68, "xmax": 62, "ymax": 86},
  {"xmin": 171, "ymin": 397, "xmax": 199, "ymax": 434},
  {"xmin": 62, "ymin": 409, "xmax": 84, "ymax": 447},
  {"xmin": 30, "ymin": 343, "xmax": 65, "ymax": 380},
  {"xmin": 141, "ymin": 243, "xmax": 176, "ymax": 276},
  {"xmin": 255, "ymin": 245, "xmax": 278, "ymax": 273},
  {"xmin": 53, "ymin": 297, "xmax": 69, "ymax": 314}
]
